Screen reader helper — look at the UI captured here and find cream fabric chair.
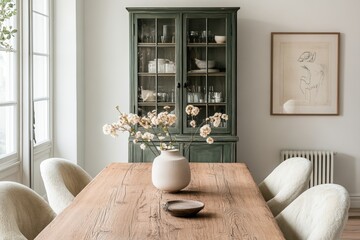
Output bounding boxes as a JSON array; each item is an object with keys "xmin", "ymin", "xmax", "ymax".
[
  {"xmin": 276, "ymin": 184, "xmax": 350, "ymax": 240},
  {"xmin": 0, "ymin": 181, "xmax": 56, "ymax": 240},
  {"xmin": 258, "ymin": 157, "xmax": 312, "ymax": 216},
  {"xmin": 40, "ymin": 158, "xmax": 92, "ymax": 214}
]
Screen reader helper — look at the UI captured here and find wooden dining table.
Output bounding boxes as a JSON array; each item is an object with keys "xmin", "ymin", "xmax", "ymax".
[{"xmin": 35, "ymin": 163, "xmax": 285, "ymax": 239}]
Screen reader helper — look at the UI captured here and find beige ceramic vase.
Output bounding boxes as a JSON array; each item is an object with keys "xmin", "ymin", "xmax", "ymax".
[{"xmin": 151, "ymin": 149, "xmax": 191, "ymax": 192}]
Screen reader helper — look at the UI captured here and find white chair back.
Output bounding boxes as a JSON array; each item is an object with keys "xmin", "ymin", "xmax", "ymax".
[
  {"xmin": 40, "ymin": 158, "xmax": 92, "ymax": 214},
  {"xmin": 276, "ymin": 184, "xmax": 350, "ymax": 240},
  {"xmin": 0, "ymin": 181, "xmax": 56, "ymax": 240},
  {"xmin": 259, "ymin": 157, "xmax": 312, "ymax": 216}
]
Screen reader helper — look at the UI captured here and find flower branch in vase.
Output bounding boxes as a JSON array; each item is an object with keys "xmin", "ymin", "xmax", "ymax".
[
  {"xmin": 103, "ymin": 105, "xmax": 228, "ymax": 192},
  {"xmin": 103, "ymin": 105, "xmax": 228, "ymax": 156}
]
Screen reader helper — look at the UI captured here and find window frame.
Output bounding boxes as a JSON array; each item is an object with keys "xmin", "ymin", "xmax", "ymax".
[
  {"xmin": 0, "ymin": 0, "xmax": 20, "ymax": 169},
  {"xmin": 0, "ymin": 0, "xmax": 53, "ymax": 188}
]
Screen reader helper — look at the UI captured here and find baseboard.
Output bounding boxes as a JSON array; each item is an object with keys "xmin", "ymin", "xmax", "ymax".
[{"xmin": 350, "ymin": 195, "xmax": 360, "ymax": 210}]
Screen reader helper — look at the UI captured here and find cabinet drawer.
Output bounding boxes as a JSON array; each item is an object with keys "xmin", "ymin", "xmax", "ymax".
[{"xmin": 183, "ymin": 142, "xmax": 235, "ymax": 163}]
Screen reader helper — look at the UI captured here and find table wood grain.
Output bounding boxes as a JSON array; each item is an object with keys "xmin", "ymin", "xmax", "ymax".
[{"xmin": 35, "ymin": 163, "xmax": 285, "ymax": 240}]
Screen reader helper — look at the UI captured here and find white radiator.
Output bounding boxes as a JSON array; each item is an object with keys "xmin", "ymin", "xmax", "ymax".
[{"xmin": 281, "ymin": 150, "xmax": 334, "ymax": 187}]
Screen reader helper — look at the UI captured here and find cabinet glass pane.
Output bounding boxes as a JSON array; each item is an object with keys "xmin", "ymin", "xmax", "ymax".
[
  {"xmin": 208, "ymin": 47, "xmax": 226, "ymax": 73},
  {"xmin": 0, "ymin": 51, "xmax": 16, "ymax": 103},
  {"xmin": 187, "ymin": 47, "xmax": 207, "ymax": 72},
  {"xmin": 186, "ymin": 105, "xmax": 206, "ymax": 128},
  {"xmin": 186, "ymin": 18, "xmax": 206, "ymax": 44},
  {"xmin": 157, "ymin": 19, "xmax": 175, "ymax": 44},
  {"xmin": 138, "ymin": 76, "xmax": 156, "ymax": 102},
  {"xmin": 157, "ymin": 47, "xmax": 176, "ymax": 73},
  {"xmin": 208, "ymin": 18, "xmax": 226, "ymax": 39},
  {"xmin": 208, "ymin": 105, "xmax": 227, "ymax": 128},
  {"xmin": 0, "ymin": 106, "xmax": 16, "ymax": 157},
  {"xmin": 138, "ymin": 47, "xmax": 155, "ymax": 73},
  {"xmin": 138, "ymin": 19, "xmax": 155, "ymax": 44},
  {"xmin": 137, "ymin": 105, "xmax": 156, "ymax": 117},
  {"xmin": 158, "ymin": 76, "xmax": 176, "ymax": 103},
  {"xmin": 158, "ymin": 105, "xmax": 176, "ymax": 117},
  {"xmin": 208, "ymin": 76, "xmax": 226, "ymax": 103},
  {"xmin": 186, "ymin": 76, "xmax": 206, "ymax": 104}
]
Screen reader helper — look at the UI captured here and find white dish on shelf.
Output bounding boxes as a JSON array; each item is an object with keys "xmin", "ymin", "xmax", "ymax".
[
  {"xmin": 188, "ymin": 69, "xmax": 220, "ymax": 73},
  {"xmin": 194, "ymin": 58, "xmax": 216, "ymax": 69},
  {"xmin": 215, "ymin": 35, "xmax": 226, "ymax": 43}
]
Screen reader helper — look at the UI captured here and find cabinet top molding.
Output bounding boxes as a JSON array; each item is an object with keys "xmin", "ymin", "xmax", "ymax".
[{"xmin": 126, "ymin": 7, "xmax": 240, "ymax": 13}]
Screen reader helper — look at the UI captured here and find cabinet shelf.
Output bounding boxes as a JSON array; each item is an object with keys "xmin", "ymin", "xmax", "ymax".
[
  {"xmin": 138, "ymin": 43, "xmax": 176, "ymax": 47},
  {"xmin": 187, "ymin": 72, "xmax": 226, "ymax": 77},
  {"xmin": 187, "ymin": 43, "xmax": 226, "ymax": 47},
  {"xmin": 138, "ymin": 73, "xmax": 176, "ymax": 77},
  {"xmin": 187, "ymin": 103, "xmax": 226, "ymax": 106},
  {"xmin": 138, "ymin": 43, "xmax": 156, "ymax": 47},
  {"xmin": 138, "ymin": 102, "xmax": 175, "ymax": 106},
  {"xmin": 157, "ymin": 43, "xmax": 176, "ymax": 47}
]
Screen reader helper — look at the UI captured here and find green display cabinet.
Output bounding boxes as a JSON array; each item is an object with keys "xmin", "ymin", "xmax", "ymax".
[{"xmin": 127, "ymin": 7, "xmax": 239, "ymax": 163}]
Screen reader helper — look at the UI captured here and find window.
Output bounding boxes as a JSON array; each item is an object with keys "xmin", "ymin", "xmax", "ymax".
[
  {"xmin": 32, "ymin": 0, "xmax": 50, "ymax": 145},
  {"xmin": 0, "ymin": 5, "xmax": 18, "ymax": 161},
  {"xmin": 0, "ymin": 0, "xmax": 52, "ymax": 189}
]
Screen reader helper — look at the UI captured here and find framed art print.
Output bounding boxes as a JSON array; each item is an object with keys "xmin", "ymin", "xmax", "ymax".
[{"xmin": 271, "ymin": 32, "xmax": 340, "ymax": 115}]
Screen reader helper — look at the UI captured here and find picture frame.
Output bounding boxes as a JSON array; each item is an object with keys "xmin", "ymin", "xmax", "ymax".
[{"xmin": 271, "ymin": 32, "xmax": 340, "ymax": 115}]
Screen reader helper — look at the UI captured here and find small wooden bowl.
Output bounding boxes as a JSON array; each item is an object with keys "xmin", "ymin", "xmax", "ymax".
[{"xmin": 163, "ymin": 200, "xmax": 205, "ymax": 217}]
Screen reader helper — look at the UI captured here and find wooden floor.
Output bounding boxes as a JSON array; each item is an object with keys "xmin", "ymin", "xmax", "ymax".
[{"xmin": 342, "ymin": 209, "xmax": 360, "ymax": 240}]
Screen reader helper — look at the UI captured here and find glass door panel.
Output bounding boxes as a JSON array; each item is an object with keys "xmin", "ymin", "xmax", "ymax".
[
  {"xmin": 208, "ymin": 76, "xmax": 226, "ymax": 104},
  {"xmin": 208, "ymin": 105, "xmax": 227, "ymax": 128},
  {"xmin": 208, "ymin": 47, "xmax": 226, "ymax": 73},
  {"xmin": 157, "ymin": 47, "xmax": 176, "ymax": 74},
  {"xmin": 186, "ymin": 76, "xmax": 206, "ymax": 104},
  {"xmin": 187, "ymin": 47, "xmax": 207, "ymax": 73},
  {"xmin": 186, "ymin": 105, "xmax": 206, "ymax": 128},
  {"xmin": 138, "ymin": 19, "xmax": 155, "ymax": 44},
  {"xmin": 136, "ymin": 16, "xmax": 179, "ymax": 132},
  {"xmin": 33, "ymin": 100, "xmax": 49, "ymax": 144},
  {"xmin": 0, "ymin": 106, "xmax": 16, "ymax": 157},
  {"xmin": 138, "ymin": 76, "xmax": 156, "ymax": 101},
  {"xmin": 158, "ymin": 76, "xmax": 176, "ymax": 103},
  {"xmin": 186, "ymin": 18, "xmax": 206, "ymax": 44},
  {"xmin": 157, "ymin": 19, "xmax": 175, "ymax": 44},
  {"xmin": 138, "ymin": 47, "xmax": 155, "ymax": 73},
  {"xmin": 0, "ymin": 51, "xmax": 16, "ymax": 102},
  {"xmin": 184, "ymin": 15, "xmax": 229, "ymax": 133},
  {"xmin": 208, "ymin": 18, "xmax": 226, "ymax": 40}
]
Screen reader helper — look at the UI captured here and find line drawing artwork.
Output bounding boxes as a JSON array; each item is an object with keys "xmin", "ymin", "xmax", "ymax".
[
  {"xmin": 272, "ymin": 33, "xmax": 339, "ymax": 115},
  {"xmin": 297, "ymin": 51, "xmax": 325, "ymax": 104}
]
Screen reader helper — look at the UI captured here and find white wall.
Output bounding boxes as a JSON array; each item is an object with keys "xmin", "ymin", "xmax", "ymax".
[
  {"xmin": 83, "ymin": 0, "xmax": 360, "ymax": 206},
  {"xmin": 53, "ymin": 0, "xmax": 85, "ymax": 166}
]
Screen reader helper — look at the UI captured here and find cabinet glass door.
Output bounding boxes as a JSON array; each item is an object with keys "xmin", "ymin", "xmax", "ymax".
[
  {"xmin": 183, "ymin": 16, "xmax": 229, "ymax": 133},
  {"xmin": 136, "ymin": 15, "xmax": 179, "ymax": 133}
]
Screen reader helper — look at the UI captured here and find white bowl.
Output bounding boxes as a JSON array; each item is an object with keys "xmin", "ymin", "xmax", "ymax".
[
  {"xmin": 194, "ymin": 58, "xmax": 216, "ymax": 69},
  {"xmin": 215, "ymin": 35, "xmax": 226, "ymax": 44}
]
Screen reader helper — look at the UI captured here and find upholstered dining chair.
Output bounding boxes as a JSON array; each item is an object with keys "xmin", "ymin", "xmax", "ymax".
[
  {"xmin": 258, "ymin": 157, "xmax": 312, "ymax": 216},
  {"xmin": 40, "ymin": 158, "xmax": 92, "ymax": 214},
  {"xmin": 0, "ymin": 181, "xmax": 56, "ymax": 240},
  {"xmin": 276, "ymin": 184, "xmax": 350, "ymax": 240}
]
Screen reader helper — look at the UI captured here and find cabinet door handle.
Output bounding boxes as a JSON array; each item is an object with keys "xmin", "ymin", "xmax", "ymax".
[
  {"xmin": 184, "ymin": 82, "xmax": 188, "ymax": 88},
  {"xmin": 177, "ymin": 82, "xmax": 181, "ymax": 88}
]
